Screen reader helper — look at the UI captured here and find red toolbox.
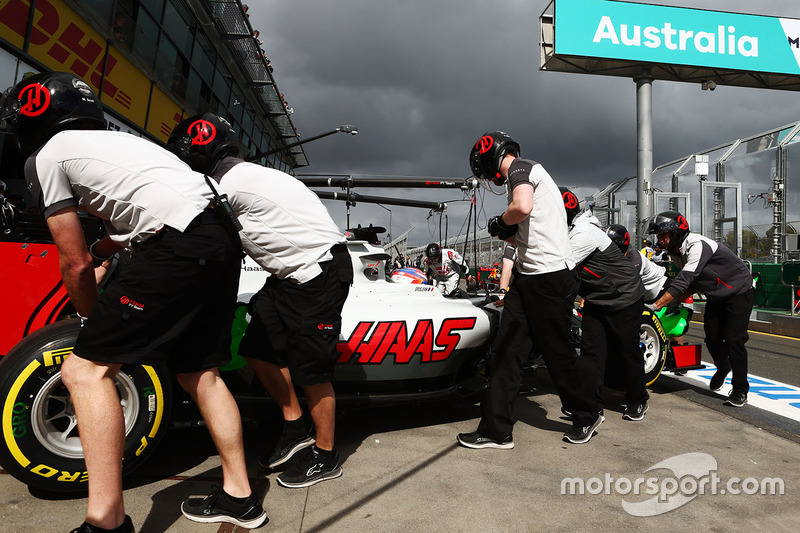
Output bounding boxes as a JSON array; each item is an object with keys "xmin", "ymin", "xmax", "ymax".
[{"xmin": 670, "ymin": 343, "xmax": 703, "ymax": 370}]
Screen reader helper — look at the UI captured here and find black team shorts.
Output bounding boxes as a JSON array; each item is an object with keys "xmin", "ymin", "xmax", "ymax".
[
  {"xmin": 238, "ymin": 243, "xmax": 352, "ymax": 386},
  {"xmin": 74, "ymin": 218, "xmax": 242, "ymax": 374}
]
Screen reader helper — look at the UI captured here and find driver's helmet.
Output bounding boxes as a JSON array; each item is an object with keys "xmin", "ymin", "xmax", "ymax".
[
  {"xmin": 167, "ymin": 113, "xmax": 240, "ymax": 175},
  {"xmin": 469, "ymin": 131, "xmax": 520, "ymax": 184},
  {"xmin": 646, "ymin": 210, "xmax": 690, "ymax": 251},
  {"xmin": 1, "ymin": 71, "xmax": 106, "ymax": 156},
  {"xmin": 559, "ymin": 187, "xmax": 581, "ymax": 225},
  {"xmin": 390, "ymin": 267, "xmax": 428, "ymax": 284},
  {"xmin": 605, "ymin": 224, "xmax": 631, "ymax": 254},
  {"xmin": 425, "ymin": 242, "xmax": 442, "ymax": 262}
]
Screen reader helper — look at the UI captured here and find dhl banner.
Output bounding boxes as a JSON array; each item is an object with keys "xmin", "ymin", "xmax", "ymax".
[
  {"xmin": 147, "ymin": 84, "xmax": 183, "ymax": 142},
  {"xmin": 0, "ymin": 0, "xmax": 182, "ymax": 142}
]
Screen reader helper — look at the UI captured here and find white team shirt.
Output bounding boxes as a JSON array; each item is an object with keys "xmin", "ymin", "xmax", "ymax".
[
  {"xmin": 506, "ymin": 159, "xmax": 575, "ymax": 275},
  {"xmin": 26, "ymin": 130, "xmax": 213, "ymax": 246},
  {"xmin": 426, "ymin": 248, "xmax": 465, "ymax": 279},
  {"xmin": 634, "ymin": 250, "xmax": 668, "ymax": 301},
  {"xmin": 214, "ymin": 158, "xmax": 346, "ymax": 284}
]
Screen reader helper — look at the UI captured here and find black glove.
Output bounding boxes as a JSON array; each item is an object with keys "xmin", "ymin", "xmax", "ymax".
[
  {"xmin": 0, "ymin": 194, "xmax": 15, "ymax": 233},
  {"xmin": 488, "ymin": 214, "xmax": 518, "ymax": 240}
]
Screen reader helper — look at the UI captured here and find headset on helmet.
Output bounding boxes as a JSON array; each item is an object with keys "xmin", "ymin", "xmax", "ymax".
[
  {"xmin": 605, "ymin": 224, "xmax": 631, "ymax": 254},
  {"xmin": 425, "ymin": 242, "xmax": 442, "ymax": 260},
  {"xmin": 646, "ymin": 210, "xmax": 690, "ymax": 251},
  {"xmin": 167, "ymin": 113, "xmax": 240, "ymax": 175},
  {"xmin": 469, "ymin": 131, "xmax": 520, "ymax": 184},
  {"xmin": 1, "ymin": 72, "xmax": 106, "ymax": 156},
  {"xmin": 559, "ymin": 187, "xmax": 581, "ymax": 225}
]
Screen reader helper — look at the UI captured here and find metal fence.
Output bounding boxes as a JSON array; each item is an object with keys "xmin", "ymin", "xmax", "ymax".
[{"xmin": 591, "ymin": 120, "xmax": 800, "ymax": 263}]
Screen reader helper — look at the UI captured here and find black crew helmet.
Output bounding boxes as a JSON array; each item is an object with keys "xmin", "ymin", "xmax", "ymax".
[
  {"xmin": 167, "ymin": 113, "xmax": 240, "ymax": 175},
  {"xmin": 425, "ymin": 242, "xmax": 442, "ymax": 260},
  {"xmin": 469, "ymin": 131, "xmax": 520, "ymax": 184},
  {"xmin": 647, "ymin": 210, "xmax": 690, "ymax": 251},
  {"xmin": 605, "ymin": 224, "xmax": 631, "ymax": 254},
  {"xmin": 559, "ymin": 187, "xmax": 581, "ymax": 225},
  {"xmin": 0, "ymin": 71, "xmax": 106, "ymax": 156}
]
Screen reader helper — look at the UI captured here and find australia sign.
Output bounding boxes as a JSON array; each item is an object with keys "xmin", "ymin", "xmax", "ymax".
[{"xmin": 550, "ymin": 0, "xmax": 800, "ymax": 78}]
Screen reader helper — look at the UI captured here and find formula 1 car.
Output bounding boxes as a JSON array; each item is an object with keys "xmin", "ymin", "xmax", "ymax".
[{"xmin": 0, "ymin": 212, "xmax": 689, "ymax": 495}]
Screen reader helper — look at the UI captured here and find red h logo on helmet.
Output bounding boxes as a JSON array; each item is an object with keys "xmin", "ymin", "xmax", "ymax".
[
  {"xmin": 677, "ymin": 215, "xmax": 689, "ymax": 230},
  {"xmin": 562, "ymin": 191, "xmax": 578, "ymax": 209},
  {"xmin": 187, "ymin": 119, "xmax": 216, "ymax": 146},
  {"xmin": 476, "ymin": 135, "xmax": 494, "ymax": 154},
  {"xmin": 19, "ymin": 83, "xmax": 50, "ymax": 117}
]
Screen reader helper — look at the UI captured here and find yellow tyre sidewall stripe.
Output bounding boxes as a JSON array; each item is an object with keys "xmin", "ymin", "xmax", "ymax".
[
  {"xmin": 142, "ymin": 365, "xmax": 164, "ymax": 439},
  {"xmin": 2, "ymin": 359, "xmax": 41, "ymax": 468}
]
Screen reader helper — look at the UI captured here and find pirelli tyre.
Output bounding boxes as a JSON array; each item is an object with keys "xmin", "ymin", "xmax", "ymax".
[
  {"xmin": 0, "ymin": 319, "xmax": 172, "ymax": 494},
  {"xmin": 603, "ymin": 310, "xmax": 667, "ymax": 389},
  {"xmin": 639, "ymin": 310, "xmax": 668, "ymax": 386}
]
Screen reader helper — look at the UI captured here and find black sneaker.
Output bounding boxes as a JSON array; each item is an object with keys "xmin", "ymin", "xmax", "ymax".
[
  {"xmin": 69, "ymin": 516, "xmax": 134, "ymax": 533},
  {"xmin": 560, "ymin": 408, "xmax": 604, "ymax": 420},
  {"xmin": 261, "ymin": 420, "xmax": 315, "ymax": 469},
  {"xmin": 622, "ymin": 401, "xmax": 649, "ymax": 421},
  {"xmin": 456, "ymin": 431, "xmax": 514, "ymax": 450},
  {"xmin": 563, "ymin": 415, "xmax": 604, "ymax": 444},
  {"xmin": 181, "ymin": 486, "xmax": 268, "ymax": 529},
  {"xmin": 709, "ymin": 367, "xmax": 730, "ymax": 391},
  {"xmin": 724, "ymin": 391, "xmax": 747, "ymax": 408},
  {"xmin": 277, "ymin": 446, "xmax": 342, "ymax": 488}
]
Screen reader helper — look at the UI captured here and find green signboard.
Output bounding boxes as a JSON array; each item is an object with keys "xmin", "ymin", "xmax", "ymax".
[{"xmin": 554, "ymin": 0, "xmax": 800, "ymax": 76}]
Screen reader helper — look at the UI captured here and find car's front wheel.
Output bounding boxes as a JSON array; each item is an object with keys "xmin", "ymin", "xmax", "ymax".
[
  {"xmin": 0, "ymin": 319, "xmax": 172, "ymax": 494},
  {"xmin": 640, "ymin": 310, "xmax": 667, "ymax": 386}
]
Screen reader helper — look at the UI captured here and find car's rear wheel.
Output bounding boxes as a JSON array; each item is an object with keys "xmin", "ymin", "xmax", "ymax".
[{"xmin": 0, "ymin": 319, "xmax": 172, "ymax": 494}]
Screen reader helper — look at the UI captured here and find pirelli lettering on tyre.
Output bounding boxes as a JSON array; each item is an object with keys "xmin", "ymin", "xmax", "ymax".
[
  {"xmin": 337, "ymin": 318, "xmax": 477, "ymax": 364},
  {"xmin": 43, "ymin": 347, "xmax": 72, "ymax": 367},
  {"xmin": 136, "ymin": 436, "xmax": 148, "ymax": 457},
  {"xmin": 645, "ymin": 310, "xmax": 667, "ymax": 341},
  {"xmin": 30, "ymin": 463, "xmax": 88, "ymax": 483}
]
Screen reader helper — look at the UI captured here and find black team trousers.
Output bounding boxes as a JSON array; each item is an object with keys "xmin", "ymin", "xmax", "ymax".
[{"xmin": 478, "ymin": 267, "xmax": 599, "ymax": 439}]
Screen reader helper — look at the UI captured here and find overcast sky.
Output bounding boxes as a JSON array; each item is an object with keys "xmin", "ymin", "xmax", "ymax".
[{"xmin": 251, "ymin": 0, "xmax": 800, "ymax": 249}]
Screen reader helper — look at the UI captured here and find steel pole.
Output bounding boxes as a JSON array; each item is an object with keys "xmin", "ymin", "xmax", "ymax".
[{"xmin": 634, "ymin": 70, "xmax": 654, "ymax": 249}]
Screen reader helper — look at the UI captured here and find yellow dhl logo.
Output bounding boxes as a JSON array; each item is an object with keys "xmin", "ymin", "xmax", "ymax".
[{"xmin": 43, "ymin": 347, "xmax": 73, "ymax": 367}]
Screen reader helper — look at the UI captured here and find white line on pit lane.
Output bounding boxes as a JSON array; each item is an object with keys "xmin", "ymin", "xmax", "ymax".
[{"xmin": 664, "ymin": 362, "xmax": 800, "ymax": 423}]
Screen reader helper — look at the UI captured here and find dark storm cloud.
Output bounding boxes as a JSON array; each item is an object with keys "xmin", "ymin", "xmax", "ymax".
[{"xmin": 252, "ymin": 0, "xmax": 800, "ymax": 245}]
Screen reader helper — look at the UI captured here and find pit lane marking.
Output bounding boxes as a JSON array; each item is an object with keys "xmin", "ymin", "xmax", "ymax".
[
  {"xmin": 689, "ymin": 320, "xmax": 798, "ymax": 342},
  {"xmin": 669, "ymin": 363, "xmax": 800, "ymax": 423}
]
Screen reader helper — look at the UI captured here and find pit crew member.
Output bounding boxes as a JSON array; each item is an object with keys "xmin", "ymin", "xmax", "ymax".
[
  {"xmin": 424, "ymin": 242, "xmax": 469, "ymax": 296},
  {"xmin": 646, "ymin": 211, "xmax": 755, "ymax": 407},
  {"xmin": 564, "ymin": 196, "xmax": 648, "ymax": 422},
  {"xmin": 168, "ymin": 113, "xmax": 352, "ymax": 488},
  {"xmin": 456, "ymin": 131, "xmax": 599, "ymax": 448}
]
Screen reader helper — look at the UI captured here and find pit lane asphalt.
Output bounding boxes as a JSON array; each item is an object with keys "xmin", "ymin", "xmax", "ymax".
[{"xmin": 2, "ymin": 334, "xmax": 799, "ymax": 532}]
